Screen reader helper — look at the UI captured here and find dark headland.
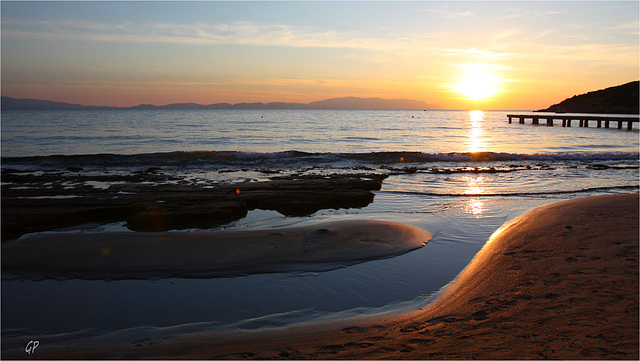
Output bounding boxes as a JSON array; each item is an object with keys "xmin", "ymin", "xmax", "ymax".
[
  {"xmin": 1, "ymin": 96, "xmax": 441, "ymax": 110},
  {"xmin": 537, "ymin": 80, "xmax": 639, "ymax": 114}
]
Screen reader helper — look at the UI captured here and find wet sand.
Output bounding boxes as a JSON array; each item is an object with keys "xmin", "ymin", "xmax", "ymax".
[
  {"xmin": 2, "ymin": 220, "xmax": 431, "ymax": 280},
  {"xmin": 5, "ymin": 193, "xmax": 639, "ymax": 359}
]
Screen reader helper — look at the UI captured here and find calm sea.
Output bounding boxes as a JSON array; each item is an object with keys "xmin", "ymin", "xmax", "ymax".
[
  {"xmin": 2, "ymin": 109, "xmax": 639, "ymax": 156},
  {"xmin": 2, "ymin": 109, "xmax": 639, "ymax": 348}
]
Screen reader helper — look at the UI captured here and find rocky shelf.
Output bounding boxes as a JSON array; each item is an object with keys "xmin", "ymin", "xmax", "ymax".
[{"xmin": 1, "ymin": 169, "xmax": 387, "ymax": 240}]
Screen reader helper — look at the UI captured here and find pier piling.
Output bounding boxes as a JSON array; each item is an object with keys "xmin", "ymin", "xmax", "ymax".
[{"xmin": 507, "ymin": 114, "xmax": 638, "ymax": 131}]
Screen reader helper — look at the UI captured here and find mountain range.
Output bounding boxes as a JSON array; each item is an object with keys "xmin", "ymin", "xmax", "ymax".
[{"xmin": 1, "ymin": 96, "xmax": 441, "ymax": 110}]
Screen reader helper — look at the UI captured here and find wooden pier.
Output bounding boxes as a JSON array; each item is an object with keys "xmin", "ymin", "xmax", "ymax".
[{"xmin": 507, "ymin": 114, "xmax": 639, "ymax": 131}]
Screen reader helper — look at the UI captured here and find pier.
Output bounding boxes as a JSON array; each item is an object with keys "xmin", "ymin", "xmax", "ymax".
[{"xmin": 507, "ymin": 114, "xmax": 639, "ymax": 131}]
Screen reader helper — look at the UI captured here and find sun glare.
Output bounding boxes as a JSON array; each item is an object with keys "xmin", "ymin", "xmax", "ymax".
[
  {"xmin": 467, "ymin": 110, "xmax": 484, "ymax": 153},
  {"xmin": 454, "ymin": 65, "xmax": 502, "ymax": 100}
]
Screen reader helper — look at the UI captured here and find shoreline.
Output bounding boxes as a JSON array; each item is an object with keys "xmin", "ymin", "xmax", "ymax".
[{"xmin": 8, "ymin": 193, "xmax": 638, "ymax": 359}]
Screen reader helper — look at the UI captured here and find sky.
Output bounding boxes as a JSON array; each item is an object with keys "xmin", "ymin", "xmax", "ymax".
[{"xmin": 1, "ymin": 1, "xmax": 638, "ymax": 110}]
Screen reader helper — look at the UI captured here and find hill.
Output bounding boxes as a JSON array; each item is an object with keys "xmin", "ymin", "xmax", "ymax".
[
  {"xmin": 0, "ymin": 97, "xmax": 119, "ymax": 110},
  {"xmin": 1, "ymin": 96, "xmax": 441, "ymax": 110},
  {"xmin": 537, "ymin": 81, "xmax": 639, "ymax": 114},
  {"xmin": 307, "ymin": 97, "xmax": 440, "ymax": 110}
]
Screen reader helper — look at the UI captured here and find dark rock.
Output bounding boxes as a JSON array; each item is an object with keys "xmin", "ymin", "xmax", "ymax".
[
  {"xmin": 126, "ymin": 201, "xmax": 248, "ymax": 232},
  {"xmin": 2, "ymin": 172, "xmax": 385, "ymax": 240}
]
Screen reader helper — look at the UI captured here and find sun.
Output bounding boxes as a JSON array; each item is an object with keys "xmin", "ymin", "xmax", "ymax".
[{"xmin": 454, "ymin": 65, "xmax": 502, "ymax": 100}]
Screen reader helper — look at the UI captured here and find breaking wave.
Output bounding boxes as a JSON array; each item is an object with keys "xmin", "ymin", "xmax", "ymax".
[
  {"xmin": 2, "ymin": 150, "xmax": 638, "ymax": 170},
  {"xmin": 383, "ymin": 185, "xmax": 640, "ymax": 198}
]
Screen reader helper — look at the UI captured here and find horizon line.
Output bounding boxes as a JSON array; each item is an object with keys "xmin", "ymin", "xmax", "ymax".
[{"xmin": 2, "ymin": 95, "xmax": 540, "ymax": 111}]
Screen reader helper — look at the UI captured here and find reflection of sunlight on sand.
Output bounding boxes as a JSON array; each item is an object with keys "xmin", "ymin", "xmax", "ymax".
[{"xmin": 467, "ymin": 110, "xmax": 485, "ymax": 153}]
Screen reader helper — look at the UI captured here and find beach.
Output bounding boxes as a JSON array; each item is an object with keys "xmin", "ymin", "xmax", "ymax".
[{"xmin": 13, "ymin": 193, "xmax": 637, "ymax": 359}]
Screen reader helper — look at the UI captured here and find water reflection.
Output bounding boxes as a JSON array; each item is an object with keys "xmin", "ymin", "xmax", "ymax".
[
  {"xmin": 463, "ymin": 175, "xmax": 486, "ymax": 216},
  {"xmin": 464, "ymin": 111, "xmax": 487, "ymax": 216},
  {"xmin": 467, "ymin": 110, "xmax": 485, "ymax": 153},
  {"xmin": 465, "ymin": 197, "xmax": 486, "ymax": 215}
]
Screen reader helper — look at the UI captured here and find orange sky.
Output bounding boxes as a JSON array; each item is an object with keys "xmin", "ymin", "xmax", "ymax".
[{"xmin": 2, "ymin": 1, "xmax": 638, "ymax": 110}]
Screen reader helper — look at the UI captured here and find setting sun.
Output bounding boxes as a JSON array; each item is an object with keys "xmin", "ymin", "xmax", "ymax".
[{"xmin": 454, "ymin": 65, "xmax": 502, "ymax": 100}]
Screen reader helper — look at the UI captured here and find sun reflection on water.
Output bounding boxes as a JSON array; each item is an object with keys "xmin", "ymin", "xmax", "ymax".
[
  {"xmin": 465, "ymin": 197, "xmax": 486, "ymax": 215},
  {"xmin": 463, "ymin": 175, "xmax": 486, "ymax": 216},
  {"xmin": 463, "ymin": 175, "xmax": 485, "ymax": 194},
  {"xmin": 463, "ymin": 110, "xmax": 488, "ymax": 216},
  {"xmin": 467, "ymin": 110, "xmax": 485, "ymax": 153}
]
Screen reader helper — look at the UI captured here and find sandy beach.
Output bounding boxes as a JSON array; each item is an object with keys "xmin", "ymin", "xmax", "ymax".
[{"xmin": 10, "ymin": 192, "xmax": 637, "ymax": 359}]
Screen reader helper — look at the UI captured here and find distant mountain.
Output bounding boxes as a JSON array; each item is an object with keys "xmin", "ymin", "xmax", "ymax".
[
  {"xmin": 2, "ymin": 96, "xmax": 441, "ymax": 110},
  {"xmin": 537, "ymin": 81, "xmax": 639, "ymax": 114},
  {"xmin": 307, "ymin": 97, "xmax": 440, "ymax": 110},
  {"xmin": 0, "ymin": 97, "xmax": 119, "ymax": 110}
]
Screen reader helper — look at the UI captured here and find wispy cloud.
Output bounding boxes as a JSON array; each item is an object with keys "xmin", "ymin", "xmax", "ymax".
[
  {"xmin": 1, "ymin": 17, "xmax": 475, "ymax": 65},
  {"xmin": 441, "ymin": 10, "xmax": 474, "ymax": 19},
  {"xmin": 606, "ymin": 21, "xmax": 640, "ymax": 36},
  {"xmin": 2, "ymin": 18, "xmax": 396, "ymax": 51},
  {"xmin": 417, "ymin": 7, "xmax": 474, "ymax": 19},
  {"xmin": 497, "ymin": 7, "xmax": 562, "ymax": 21},
  {"xmin": 443, "ymin": 47, "xmax": 512, "ymax": 59}
]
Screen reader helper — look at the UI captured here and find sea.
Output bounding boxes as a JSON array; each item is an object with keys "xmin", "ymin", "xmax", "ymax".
[{"xmin": 2, "ymin": 109, "xmax": 639, "ymax": 350}]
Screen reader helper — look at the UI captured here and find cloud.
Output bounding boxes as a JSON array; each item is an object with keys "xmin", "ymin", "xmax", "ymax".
[
  {"xmin": 606, "ymin": 21, "xmax": 640, "ymax": 36},
  {"xmin": 2, "ymin": 18, "xmax": 394, "ymax": 51},
  {"xmin": 443, "ymin": 47, "xmax": 512, "ymax": 59},
  {"xmin": 417, "ymin": 7, "xmax": 474, "ymax": 19},
  {"xmin": 497, "ymin": 7, "xmax": 562, "ymax": 21},
  {"xmin": 441, "ymin": 10, "xmax": 474, "ymax": 19}
]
